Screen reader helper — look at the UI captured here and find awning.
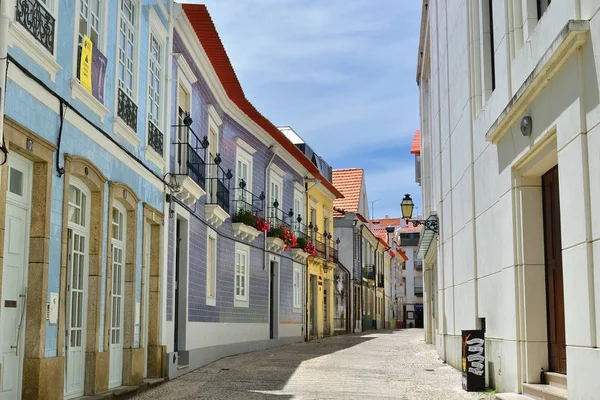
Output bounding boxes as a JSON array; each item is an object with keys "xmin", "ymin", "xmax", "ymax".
[{"xmin": 417, "ymin": 212, "xmax": 438, "ymax": 260}]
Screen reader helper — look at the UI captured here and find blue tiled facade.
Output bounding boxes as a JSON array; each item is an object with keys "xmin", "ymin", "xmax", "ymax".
[{"xmin": 2, "ymin": 0, "xmax": 170, "ymax": 395}]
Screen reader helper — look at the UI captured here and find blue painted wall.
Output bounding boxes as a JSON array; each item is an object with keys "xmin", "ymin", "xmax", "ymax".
[{"xmin": 5, "ymin": 1, "xmax": 168, "ymax": 357}]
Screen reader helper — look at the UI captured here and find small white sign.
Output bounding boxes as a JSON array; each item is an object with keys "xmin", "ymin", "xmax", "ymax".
[
  {"xmin": 135, "ymin": 302, "xmax": 141, "ymax": 325},
  {"xmin": 49, "ymin": 293, "xmax": 59, "ymax": 325}
]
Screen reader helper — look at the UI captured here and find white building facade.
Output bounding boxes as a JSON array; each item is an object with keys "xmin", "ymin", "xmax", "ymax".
[{"xmin": 417, "ymin": 0, "xmax": 600, "ymax": 397}]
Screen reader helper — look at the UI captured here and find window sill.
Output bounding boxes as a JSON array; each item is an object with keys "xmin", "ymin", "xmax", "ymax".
[
  {"xmin": 206, "ymin": 296, "xmax": 216, "ymax": 307},
  {"xmin": 145, "ymin": 146, "xmax": 166, "ymax": 171},
  {"xmin": 70, "ymin": 79, "xmax": 109, "ymax": 122},
  {"xmin": 234, "ymin": 298, "xmax": 249, "ymax": 308},
  {"xmin": 8, "ymin": 23, "xmax": 61, "ymax": 82},
  {"xmin": 113, "ymin": 117, "xmax": 141, "ymax": 147}
]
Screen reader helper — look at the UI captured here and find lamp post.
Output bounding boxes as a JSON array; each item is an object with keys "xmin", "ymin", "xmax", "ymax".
[{"xmin": 401, "ymin": 194, "xmax": 438, "ymax": 234}]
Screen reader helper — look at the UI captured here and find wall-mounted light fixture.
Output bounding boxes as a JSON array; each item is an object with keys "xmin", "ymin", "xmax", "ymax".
[
  {"xmin": 401, "ymin": 194, "xmax": 438, "ymax": 234},
  {"xmin": 520, "ymin": 116, "xmax": 532, "ymax": 137}
]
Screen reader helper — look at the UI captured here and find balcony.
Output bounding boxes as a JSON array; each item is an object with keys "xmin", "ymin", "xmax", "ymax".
[
  {"xmin": 16, "ymin": 0, "xmax": 55, "ymax": 54},
  {"xmin": 117, "ymin": 87, "xmax": 138, "ymax": 132},
  {"xmin": 205, "ymin": 153, "xmax": 232, "ymax": 228},
  {"xmin": 414, "ymin": 287, "xmax": 424, "ymax": 297},
  {"xmin": 231, "ymin": 180, "xmax": 265, "ymax": 242},
  {"xmin": 415, "ymin": 260, "xmax": 423, "ymax": 271},
  {"xmin": 362, "ymin": 265, "xmax": 376, "ymax": 281},
  {"xmin": 377, "ymin": 273, "xmax": 384, "ymax": 288},
  {"xmin": 148, "ymin": 121, "xmax": 163, "ymax": 156},
  {"xmin": 172, "ymin": 123, "xmax": 208, "ymax": 205}
]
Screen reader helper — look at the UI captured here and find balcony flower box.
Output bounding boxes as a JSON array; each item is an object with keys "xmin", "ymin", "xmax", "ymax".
[
  {"xmin": 231, "ymin": 209, "xmax": 269, "ymax": 242},
  {"xmin": 267, "ymin": 224, "xmax": 297, "ymax": 253},
  {"xmin": 266, "ymin": 237, "xmax": 285, "ymax": 254}
]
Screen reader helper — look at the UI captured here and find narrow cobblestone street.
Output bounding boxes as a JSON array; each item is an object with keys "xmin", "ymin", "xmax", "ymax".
[{"xmin": 134, "ymin": 329, "xmax": 495, "ymax": 400}]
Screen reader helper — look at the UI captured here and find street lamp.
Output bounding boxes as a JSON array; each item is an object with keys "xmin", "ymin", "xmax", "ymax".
[{"xmin": 401, "ymin": 194, "xmax": 438, "ymax": 234}]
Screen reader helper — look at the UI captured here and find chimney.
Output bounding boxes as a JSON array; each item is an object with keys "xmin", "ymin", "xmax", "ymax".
[
  {"xmin": 385, "ymin": 226, "xmax": 395, "ymax": 249},
  {"xmin": 385, "ymin": 214, "xmax": 389, "ymax": 219}
]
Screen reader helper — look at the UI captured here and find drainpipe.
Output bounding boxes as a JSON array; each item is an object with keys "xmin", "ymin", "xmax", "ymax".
[
  {"xmin": 264, "ymin": 146, "xmax": 276, "ymax": 269},
  {"xmin": 0, "ymin": 0, "xmax": 10, "ymax": 160},
  {"xmin": 374, "ymin": 239, "xmax": 380, "ymax": 329}
]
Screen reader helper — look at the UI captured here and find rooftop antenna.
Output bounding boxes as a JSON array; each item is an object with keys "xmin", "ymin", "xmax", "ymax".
[{"xmin": 369, "ymin": 199, "xmax": 379, "ymax": 219}]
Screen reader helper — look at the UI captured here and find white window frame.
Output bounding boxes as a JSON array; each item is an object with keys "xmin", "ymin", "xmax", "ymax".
[
  {"xmin": 206, "ymin": 227, "xmax": 217, "ymax": 306},
  {"xmin": 113, "ymin": 0, "xmax": 142, "ymax": 146},
  {"xmin": 145, "ymin": 8, "xmax": 168, "ymax": 165},
  {"xmin": 69, "ymin": 0, "xmax": 109, "ymax": 120},
  {"xmin": 293, "ymin": 185, "xmax": 303, "ymax": 233},
  {"xmin": 269, "ymin": 166, "xmax": 284, "ymax": 221},
  {"xmin": 234, "ymin": 242, "xmax": 250, "ymax": 307},
  {"xmin": 293, "ymin": 263, "xmax": 301, "ymax": 312},
  {"xmin": 235, "ymin": 145, "xmax": 254, "ymax": 212}
]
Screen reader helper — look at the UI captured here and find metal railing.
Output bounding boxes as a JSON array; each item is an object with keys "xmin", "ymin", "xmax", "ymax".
[
  {"xmin": 414, "ymin": 287, "xmax": 424, "ymax": 296},
  {"xmin": 172, "ymin": 124, "xmax": 208, "ymax": 190},
  {"xmin": 148, "ymin": 121, "xmax": 163, "ymax": 156},
  {"xmin": 117, "ymin": 87, "xmax": 138, "ymax": 131},
  {"xmin": 232, "ymin": 179, "xmax": 264, "ymax": 215},
  {"xmin": 16, "ymin": 0, "xmax": 55, "ymax": 54},
  {"xmin": 377, "ymin": 273, "xmax": 384, "ymax": 288},
  {"xmin": 362, "ymin": 265, "xmax": 376, "ymax": 281},
  {"xmin": 414, "ymin": 260, "xmax": 423, "ymax": 271},
  {"xmin": 206, "ymin": 153, "xmax": 232, "ymax": 214},
  {"xmin": 266, "ymin": 205, "xmax": 293, "ymax": 230}
]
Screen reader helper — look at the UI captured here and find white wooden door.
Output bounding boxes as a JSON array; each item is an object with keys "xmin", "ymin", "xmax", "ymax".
[
  {"xmin": 109, "ymin": 205, "xmax": 126, "ymax": 388},
  {"xmin": 64, "ymin": 180, "xmax": 90, "ymax": 399},
  {"xmin": 0, "ymin": 155, "xmax": 32, "ymax": 400}
]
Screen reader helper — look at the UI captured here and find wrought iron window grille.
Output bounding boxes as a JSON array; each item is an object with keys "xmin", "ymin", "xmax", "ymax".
[
  {"xmin": 148, "ymin": 120, "xmax": 163, "ymax": 156},
  {"xmin": 16, "ymin": 0, "xmax": 55, "ymax": 54},
  {"xmin": 117, "ymin": 88, "xmax": 138, "ymax": 132},
  {"xmin": 206, "ymin": 153, "xmax": 232, "ymax": 214},
  {"xmin": 172, "ymin": 122, "xmax": 208, "ymax": 190}
]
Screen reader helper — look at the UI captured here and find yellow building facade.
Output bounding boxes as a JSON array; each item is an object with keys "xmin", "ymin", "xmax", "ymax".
[{"xmin": 305, "ymin": 184, "xmax": 338, "ymax": 339}]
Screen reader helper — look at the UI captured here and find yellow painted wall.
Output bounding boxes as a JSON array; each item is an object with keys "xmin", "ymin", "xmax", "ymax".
[{"xmin": 305, "ymin": 184, "xmax": 335, "ymax": 338}]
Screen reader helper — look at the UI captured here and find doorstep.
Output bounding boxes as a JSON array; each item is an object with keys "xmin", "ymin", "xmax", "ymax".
[{"xmin": 77, "ymin": 378, "xmax": 166, "ymax": 400}]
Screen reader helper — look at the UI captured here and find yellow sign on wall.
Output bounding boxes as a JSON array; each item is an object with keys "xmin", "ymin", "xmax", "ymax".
[{"xmin": 79, "ymin": 35, "xmax": 93, "ymax": 94}]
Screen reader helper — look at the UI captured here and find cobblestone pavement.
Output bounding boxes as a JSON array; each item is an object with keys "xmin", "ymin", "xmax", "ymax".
[{"xmin": 134, "ymin": 329, "xmax": 496, "ymax": 400}]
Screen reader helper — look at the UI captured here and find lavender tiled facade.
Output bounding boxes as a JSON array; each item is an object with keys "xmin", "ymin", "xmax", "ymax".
[{"xmin": 164, "ymin": 29, "xmax": 303, "ymax": 368}]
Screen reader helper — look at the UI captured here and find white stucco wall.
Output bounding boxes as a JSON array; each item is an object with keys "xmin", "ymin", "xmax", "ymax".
[{"xmin": 419, "ymin": 0, "xmax": 600, "ymax": 397}]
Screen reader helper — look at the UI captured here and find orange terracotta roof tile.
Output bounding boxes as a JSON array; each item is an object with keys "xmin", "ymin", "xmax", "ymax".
[
  {"xmin": 399, "ymin": 225, "xmax": 422, "ymax": 233},
  {"xmin": 370, "ymin": 217, "xmax": 402, "ymax": 229},
  {"xmin": 182, "ymin": 5, "xmax": 343, "ymax": 199},
  {"xmin": 410, "ymin": 129, "xmax": 420, "ymax": 154},
  {"xmin": 332, "ymin": 168, "xmax": 363, "ymax": 214}
]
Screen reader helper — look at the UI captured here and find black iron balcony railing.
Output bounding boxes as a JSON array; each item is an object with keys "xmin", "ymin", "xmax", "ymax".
[
  {"xmin": 232, "ymin": 179, "xmax": 264, "ymax": 215},
  {"xmin": 148, "ymin": 121, "xmax": 163, "ymax": 156},
  {"xmin": 377, "ymin": 273, "xmax": 384, "ymax": 288},
  {"xmin": 293, "ymin": 220, "xmax": 309, "ymax": 241},
  {"xmin": 362, "ymin": 265, "xmax": 376, "ymax": 281},
  {"xmin": 415, "ymin": 260, "xmax": 423, "ymax": 271},
  {"xmin": 267, "ymin": 203, "xmax": 295, "ymax": 230},
  {"xmin": 206, "ymin": 153, "xmax": 232, "ymax": 214},
  {"xmin": 172, "ymin": 123, "xmax": 208, "ymax": 190},
  {"xmin": 16, "ymin": 0, "xmax": 55, "ymax": 54},
  {"xmin": 414, "ymin": 287, "xmax": 424, "ymax": 296},
  {"xmin": 117, "ymin": 88, "xmax": 138, "ymax": 132},
  {"xmin": 312, "ymin": 231, "xmax": 327, "ymax": 259}
]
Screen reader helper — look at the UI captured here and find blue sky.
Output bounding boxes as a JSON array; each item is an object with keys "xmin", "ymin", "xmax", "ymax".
[{"xmin": 183, "ymin": 0, "xmax": 423, "ymax": 218}]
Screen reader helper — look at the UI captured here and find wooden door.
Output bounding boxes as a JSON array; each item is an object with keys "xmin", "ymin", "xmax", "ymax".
[{"xmin": 541, "ymin": 166, "xmax": 567, "ymax": 374}]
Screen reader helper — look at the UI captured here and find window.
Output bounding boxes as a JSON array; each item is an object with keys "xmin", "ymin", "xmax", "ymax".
[
  {"xmin": 206, "ymin": 111, "xmax": 221, "ymax": 204},
  {"xmin": 537, "ymin": 0, "xmax": 551, "ymax": 19},
  {"xmin": 117, "ymin": 0, "xmax": 137, "ymax": 98},
  {"xmin": 324, "ymin": 216, "xmax": 330, "ymax": 235},
  {"xmin": 206, "ymin": 229, "xmax": 217, "ymax": 306},
  {"xmin": 310, "ymin": 207, "xmax": 317, "ymax": 229},
  {"xmin": 235, "ymin": 147, "xmax": 253, "ymax": 212},
  {"xmin": 293, "ymin": 188, "xmax": 303, "ymax": 233},
  {"xmin": 234, "ymin": 243, "xmax": 250, "ymax": 307},
  {"xmin": 269, "ymin": 170, "xmax": 283, "ymax": 221},
  {"xmin": 78, "ymin": 0, "xmax": 101, "ymax": 46},
  {"xmin": 146, "ymin": 21, "xmax": 165, "ymax": 156},
  {"xmin": 175, "ymin": 83, "xmax": 191, "ymax": 175},
  {"xmin": 293, "ymin": 265, "xmax": 301, "ymax": 310}
]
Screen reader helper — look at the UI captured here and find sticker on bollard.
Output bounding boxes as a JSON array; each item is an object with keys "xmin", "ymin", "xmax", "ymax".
[{"xmin": 462, "ymin": 330, "xmax": 485, "ymax": 392}]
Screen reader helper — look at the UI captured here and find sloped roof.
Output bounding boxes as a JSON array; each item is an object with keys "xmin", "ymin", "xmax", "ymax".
[
  {"xmin": 397, "ymin": 248, "xmax": 409, "ymax": 261},
  {"xmin": 411, "ymin": 130, "xmax": 421, "ymax": 154},
  {"xmin": 332, "ymin": 168, "xmax": 363, "ymax": 214},
  {"xmin": 182, "ymin": 4, "xmax": 343, "ymax": 199},
  {"xmin": 371, "ymin": 228, "xmax": 390, "ymax": 246},
  {"xmin": 370, "ymin": 217, "xmax": 402, "ymax": 229},
  {"xmin": 398, "ymin": 225, "xmax": 422, "ymax": 233}
]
